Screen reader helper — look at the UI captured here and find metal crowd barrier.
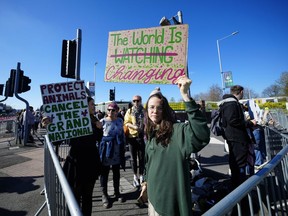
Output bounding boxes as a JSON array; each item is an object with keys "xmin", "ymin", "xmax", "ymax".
[
  {"xmin": 0, "ymin": 118, "xmax": 18, "ymax": 146},
  {"xmin": 38, "ymin": 124, "xmax": 288, "ymax": 216},
  {"xmin": 265, "ymin": 126, "xmax": 288, "ymax": 160},
  {"xmin": 270, "ymin": 109, "xmax": 288, "ymax": 132},
  {"xmin": 38, "ymin": 135, "xmax": 82, "ymax": 216},
  {"xmin": 203, "ymin": 127, "xmax": 288, "ymax": 216}
]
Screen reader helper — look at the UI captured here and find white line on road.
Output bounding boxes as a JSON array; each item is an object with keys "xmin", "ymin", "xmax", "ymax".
[{"xmin": 209, "ymin": 137, "xmax": 225, "ymax": 145}]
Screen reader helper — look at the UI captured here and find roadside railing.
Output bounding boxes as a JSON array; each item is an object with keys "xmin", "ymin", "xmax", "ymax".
[
  {"xmin": 39, "ymin": 135, "xmax": 82, "ymax": 216},
  {"xmin": 203, "ymin": 127, "xmax": 288, "ymax": 216},
  {"xmin": 265, "ymin": 126, "xmax": 288, "ymax": 160},
  {"xmin": 38, "ymin": 123, "xmax": 288, "ymax": 216},
  {"xmin": 270, "ymin": 109, "xmax": 288, "ymax": 132},
  {"xmin": 0, "ymin": 118, "xmax": 19, "ymax": 146}
]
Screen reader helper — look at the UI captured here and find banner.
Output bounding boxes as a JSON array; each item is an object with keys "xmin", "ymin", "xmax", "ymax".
[
  {"xmin": 40, "ymin": 80, "xmax": 92, "ymax": 142},
  {"xmin": 223, "ymin": 71, "xmax": 233, "ymax": 88},
  {"xmin": 105, "ymin": 24, "xmax": 189, "ymax": 84},
  {"xmin": 87, "ymin": 81, "xmax": 95, "ymax": 96}
]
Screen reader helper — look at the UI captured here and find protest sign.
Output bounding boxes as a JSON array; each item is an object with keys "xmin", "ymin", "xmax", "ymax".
[
  {"xmin": 105, "ymin": 24, "xmax": 188, "ymax": 84},
  {"xmin": 40, "ymin": 80, "xmax": 92, "ymax": 142}
]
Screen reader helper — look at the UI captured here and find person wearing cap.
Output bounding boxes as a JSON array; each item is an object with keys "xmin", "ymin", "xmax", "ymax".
[
  {"xmin": 124, "ymin": 94, "xmax": 145, "ymax": 187},
  {"xmin": 99, "ymin": 102, "xmax": 126, "ymax": 208},
  {"xmin": 141, "ymin": 76, "xmax": 210, "ymax": 216}
]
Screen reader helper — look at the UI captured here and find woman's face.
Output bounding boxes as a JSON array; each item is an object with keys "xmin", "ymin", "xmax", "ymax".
[
  {"xmin": 147, "ymin": 96, "xmax": 163, "ymax": 125},
  {"xmin": 107, "ymin": 107, "xmax": 118, "ymax": 119},
  {"xmin": 88, "ymin": 99, "xmax": 95, "ymax": 114}
]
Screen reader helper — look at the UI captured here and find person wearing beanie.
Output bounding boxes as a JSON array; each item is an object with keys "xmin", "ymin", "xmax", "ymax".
[
  {"xmin": 149, "ymin": 87, "xmax": 161, "ymax": 96},
  {"xmin": 141, "ymin": 75, "xmax": 210, "ymax": 216},
  {"xmin": 99, "ymin": 102, "xmax": 126, "ymax": 208}
]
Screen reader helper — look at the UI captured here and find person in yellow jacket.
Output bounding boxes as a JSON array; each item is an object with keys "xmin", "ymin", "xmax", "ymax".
[{"xmin": 124, "ymin": 95, "xmax": 145, "ymax": 187}]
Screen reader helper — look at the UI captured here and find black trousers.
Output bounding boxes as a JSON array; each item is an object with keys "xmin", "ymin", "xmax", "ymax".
[
  {"xmin": 100, "ymin": 164, "xmax": 121, "ymax": 195},
  {"xmin": 127, "ymin": 137, "xmax": 145, "ymax": 175},
  {"xmin": 227, "ymin": 140, "xmax": 254, "ymax": 188},
  {"xmin": 73, "ymin": 178, "xmax": 96, "ymax": 216}
]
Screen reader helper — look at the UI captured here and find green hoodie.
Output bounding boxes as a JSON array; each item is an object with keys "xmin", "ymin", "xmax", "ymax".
[{"xmin": 145, "ymin": 100, "xmax": 210, "ymax": 216}]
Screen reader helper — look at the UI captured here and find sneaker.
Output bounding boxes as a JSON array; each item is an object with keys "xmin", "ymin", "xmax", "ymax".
[
  {"xmin": 115, "ymin": 194, "xmax": 125, "ymax": 203},
  {"xmin": 133, "ymin": 178, "xmax": 140, "ymax": 187},
  {"xmin": 139, "ymin": 175, "xmax": 144, "ymax": 184},
  {"xmin": 102, "ymin": 195, "xmax": 109, "ymax": 208}
]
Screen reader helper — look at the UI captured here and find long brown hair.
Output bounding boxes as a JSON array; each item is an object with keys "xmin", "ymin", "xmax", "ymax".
[{"xmin": 145, "ymin": 93, "xmax": 177, "ymax": 146}]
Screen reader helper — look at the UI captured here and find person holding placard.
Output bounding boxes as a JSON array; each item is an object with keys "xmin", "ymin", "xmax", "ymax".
[
  {"xmin": 99, "ymin": 102, "xmax": 126, "ymax": 208},
  {"xmin": 141, "ymin": 76, "xmax": 210, "ymax": 216},
  {"xmin": 63, "ymin": 97, "xmax": 103, "ymax": 216}
]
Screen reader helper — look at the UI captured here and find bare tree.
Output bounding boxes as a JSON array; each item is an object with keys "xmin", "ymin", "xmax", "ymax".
[
  {"xmin": 208, "ymin": 84, "xmax": 222, "ymax": 101},
  {"xmin": 170, "ymin": 97, "xmax": 175, "ymax": 102},
  {"xmin": 243, "ymin": 87, "xmax": 259, "ymax": 99},
  {"xmin": 276, "ymin": 71, "xmax": 288, "ymax": 96},
  {"xmin": 192, "ymin": 92, "xmax": 209, "ymax": 101},
  {"xmin": 262, "ymin": 84, "xmax": 282, "ymax": 97}
]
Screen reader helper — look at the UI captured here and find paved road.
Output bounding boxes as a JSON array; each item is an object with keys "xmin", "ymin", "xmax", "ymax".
[{"xmin": 0, "ymin": 131, "xmax": 229, "ymax": 216}]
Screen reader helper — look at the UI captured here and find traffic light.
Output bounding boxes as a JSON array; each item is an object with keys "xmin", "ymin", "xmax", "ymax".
[
  {"xmin": 17, "ymin": 70, "xmax": 31, "ymax": 93},
  {"xmin": 61, "ymin": 40, "xmax": 77, "ymax": 78},
  {"xmin": 109, "ymin": 89, "xmax": 115, "ymax": 101},
  {"xmin": 4, "ymin": 70, "xmax": 16, "ymax": 97},
  {"xmin": 18, "ymin": 76, "xmax": 31, "ymax": 93},
  {"xmin": 0, "ymin": 84, "xmax": 4, "ymax": 95}
]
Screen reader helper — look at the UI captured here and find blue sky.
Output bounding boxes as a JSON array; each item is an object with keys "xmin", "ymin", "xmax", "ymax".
[{"xmin": 1, "ymin": 0, "xmax": 287, "ymax": 110}]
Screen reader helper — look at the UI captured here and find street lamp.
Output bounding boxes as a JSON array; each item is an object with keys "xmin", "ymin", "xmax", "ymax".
[
  {"xmin": 216, "ymin": 31, "xmax": 239, "ymax": 96},
  {"xmin": 159, "ymin": 11, "xmax": 183, "ymax": 26},
  {"xmin": 159, "ymin": 11, "xmax": 192, "ymax": 97},
  {"xmin": 94, "ymin": 62, "xmax": 97, "ymax": 101}
]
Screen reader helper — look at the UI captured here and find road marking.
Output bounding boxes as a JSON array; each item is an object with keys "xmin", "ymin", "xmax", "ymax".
[{"xmin": 209, "ymin": 137, "xmax": 225, "ymax": 145}]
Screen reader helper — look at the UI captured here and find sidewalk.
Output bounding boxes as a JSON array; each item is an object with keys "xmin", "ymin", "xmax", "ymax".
[
  {"xmin": 0, "ymin": 132, "xmax": 229, "ymax": 215},
  {"xmin": 0, "ymin": 135, "xmax": 45, "ymax": 216}
]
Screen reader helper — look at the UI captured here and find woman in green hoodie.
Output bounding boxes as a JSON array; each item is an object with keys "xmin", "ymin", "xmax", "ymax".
[{"xmin": 142, "ymin": 75, "xmax": 210, "ymax": 216}]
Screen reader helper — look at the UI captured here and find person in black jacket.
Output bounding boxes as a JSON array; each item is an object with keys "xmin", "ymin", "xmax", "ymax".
[
  {"xmin": 63, "ymin": 97, "xmax": 103, "ymax": 216},
  {"xmin": 220, "ymin": 85, "xmax": 257, "ymax": 189}
]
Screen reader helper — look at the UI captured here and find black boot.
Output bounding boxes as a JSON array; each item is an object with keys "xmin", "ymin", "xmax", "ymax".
[{"xmin": 114, "ymin": 192, "xmax": 124, "ymax": 203}]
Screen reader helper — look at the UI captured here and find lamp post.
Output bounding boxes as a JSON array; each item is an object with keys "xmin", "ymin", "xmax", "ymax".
[
  {"xmin": 217, "ymin": 31, "xmax": 239, "ymax": 96},
  {"xmin": 94, "ymin": 62, "xmax": 97, "ymax": 101},
  {"xmin": 159, "ymin": 10, "xmax": 183, "ymax": 26}
]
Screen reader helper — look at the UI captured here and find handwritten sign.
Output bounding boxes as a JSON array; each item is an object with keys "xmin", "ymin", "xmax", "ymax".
[
  {"xmin": 40, "ymin": 80, "xmax": 92, "ymax": 142},
  {"xmin": 105, "ymin": 24, "xmax": 189, "ymax": 84}
]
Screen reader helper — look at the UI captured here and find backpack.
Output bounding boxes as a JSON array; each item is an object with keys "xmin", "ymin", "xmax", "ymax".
[{"xmin": 210, "ymin": 108, "xmax": 225, "ymax": 137}]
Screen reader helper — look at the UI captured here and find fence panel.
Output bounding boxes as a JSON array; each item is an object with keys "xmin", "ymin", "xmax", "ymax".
[
  {"xmin": 0, "ymin": 118, "xmax": 18, "ymax": 146},
  {"xmin": 203, "ymin": 127, "xmax": 288, "ymax": 216},
  {"xmin": 42, "ymin": 135, "xmax": 82, "ymax": 216}
]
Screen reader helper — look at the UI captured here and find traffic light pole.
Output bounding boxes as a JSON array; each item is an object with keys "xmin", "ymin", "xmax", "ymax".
[
  {"xmin": 75, "ymin": 29, "xmax": 81, "ymax": 81},
  {"xmin": 75, "ymin": 29, "xmax": 91, "ymax": 97},
  {"xmin": 14, "ymin": 62, "xmax": 30, "ymax": 146}
]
